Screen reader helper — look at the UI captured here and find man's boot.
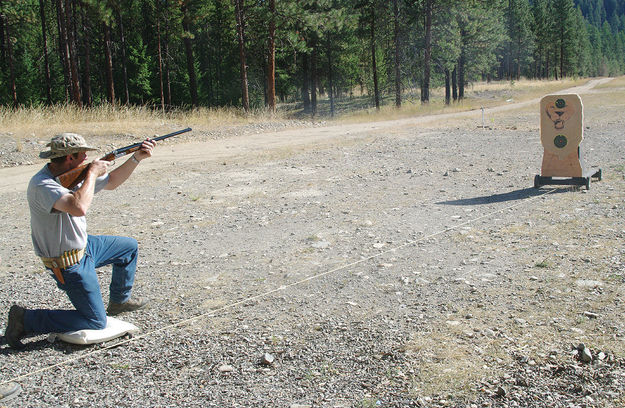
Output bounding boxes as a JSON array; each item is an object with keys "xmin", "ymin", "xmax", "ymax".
[
  {"xmin": 5, "ymin": 305, "xmax": 26, "ymax": 349},
  {"xmin": 107, "ymin": 297, "xmax": 149, "ymax": 316}
]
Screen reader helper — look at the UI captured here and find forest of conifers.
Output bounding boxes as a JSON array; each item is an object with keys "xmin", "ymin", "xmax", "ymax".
[{"xmin": 1, "ymin": 0, "xmax": 625, "ymax": 114}]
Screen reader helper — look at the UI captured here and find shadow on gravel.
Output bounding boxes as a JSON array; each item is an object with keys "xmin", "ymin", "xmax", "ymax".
[
  {"xmin": 436, "ymin": 187, "xmax": 570, "ymax": 206},
  {"xmin": 0, "ymin": 338, "xmax": 53, "ymax": 354},
  {"xmin": 1, "ymin": 336, "xmax": 90, "ymax": 354}
]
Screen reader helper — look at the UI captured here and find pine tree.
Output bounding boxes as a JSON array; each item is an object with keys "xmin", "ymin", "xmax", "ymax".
[
  {"xmin": 392, "ymin": 0, "xmax": 400, "ymax": 107},
  {"xmin": 504, "ymin": 0, "xmax": 534, "ymax": 80},
  {"xmin": 39, "ymin": 0, "xmax": 52, "ymax": 104},
  {"xmin": 431, "ymin": 5, "xmax": 460, "ymax": 104},
  {"xmin": 1, "ymin": 0, "xmax": 625, "ymax": 110},
  {"xmin": 551, "ymin": 0, "xmax": 577, "ymax": 78},
  {"xmin": 532, "ymin": 0, "xmax": 551, "ymax": 78},
  {"xmin": 455, "ymin": 1, "xmax": 505, "ymax": 98},
  {"xmin": 233, "ymin": 0, "xmax": 249, "ymax": 111}
]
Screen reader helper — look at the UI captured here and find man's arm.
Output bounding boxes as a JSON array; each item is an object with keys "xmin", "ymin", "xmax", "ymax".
[
  {"xmin": 105, "ymin": 139, "xmax": 156, "ymax": 190},
  {"xmin": 53, "ymin": 159, "xmax": 110, "ymax": 216}
]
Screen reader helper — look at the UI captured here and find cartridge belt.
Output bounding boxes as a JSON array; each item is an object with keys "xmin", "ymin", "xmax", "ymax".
[{"xmin": 40, "ymin": 248, "xmax": 85, "ymax": 284}]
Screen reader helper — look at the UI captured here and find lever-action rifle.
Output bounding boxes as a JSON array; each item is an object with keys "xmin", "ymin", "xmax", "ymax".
[{"xmin": 56, "ymin": 127, "xmax": 192, "ymax": 189}]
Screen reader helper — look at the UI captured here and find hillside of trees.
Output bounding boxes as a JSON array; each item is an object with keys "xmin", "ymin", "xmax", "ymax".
[{"xmin": 1, "ymin": 0, "xmax": 625, "ymax": 115}]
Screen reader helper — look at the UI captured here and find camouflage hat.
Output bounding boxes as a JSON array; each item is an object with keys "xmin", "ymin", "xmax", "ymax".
[{"xmin": 39, "ymin": 133, "xmax": 97, "ymax": 159}]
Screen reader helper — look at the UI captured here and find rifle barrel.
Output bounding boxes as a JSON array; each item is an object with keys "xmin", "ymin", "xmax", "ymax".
[
  {"xmin": 56, "ymin": 128, "xmax": 192, "ymax": 189},
  {"xmin": 110, "ymin": 127, "xmax": 192, "ymax": 159}
]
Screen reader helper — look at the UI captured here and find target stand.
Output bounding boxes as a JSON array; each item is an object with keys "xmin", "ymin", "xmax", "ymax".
[{"xmin": 534, "ymin": 94, "xmax": 601, "ymax": 190}]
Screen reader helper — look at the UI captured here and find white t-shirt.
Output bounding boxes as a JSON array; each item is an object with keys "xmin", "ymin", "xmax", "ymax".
[{"xmin": 27, "ymin": 165, "xmax": 109, "ymax": 258}]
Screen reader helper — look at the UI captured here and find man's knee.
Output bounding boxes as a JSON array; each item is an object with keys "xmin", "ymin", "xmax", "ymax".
[
  {"xmin": 124, "ymin": 237, "xmax": 139, "ymax": 257},
  {"xmin": 85, "ymin": 314, "xmax": 107, "ymax": 330},
  {"xmin": 121, "ymin": 236, "xmax": 138, "ymax": 251}
]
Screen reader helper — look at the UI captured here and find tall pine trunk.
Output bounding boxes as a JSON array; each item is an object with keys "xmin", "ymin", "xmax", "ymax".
[
  {"xmin": 370, "ymin": 2, "xmax": 379, "ymax": 110},
  {"xmin": 266, "ymin": 0, "xmax": 276, "ymax": 113},
  {"xmin": 2, "ymin": 12, "xmax": 17, "ymax": 106},
  {"xmin": 444, "ymin": 68, "xmax": 450, "ymax": 105},
  {"xmin": 393, "ymin": 0, "xmax": 401, "ymax": 108},
  {"xmin": 157, "ymin": 18, "xmax": 165, "ymax": 112},
  {"xmin": 80, "ymin": 7, "xmax": 92, "ymax": 107},
  {"xmin": 234, "ymin": 0, "xmax": 250, "ymax": 112},
  {"xmin": 39, "ymin": 0, "xmax": 53, "ymax": 105},
  {"xmin": 181, "ymin": 2, "xmax": 198, "ymax": 107},
  {"xmin": 452, "ymin": 66, "xmax": 458, "ymax": 101},
  {"xmin": 421, "ymin": 0, "xmax": 432, "ymax": 103},
  {"xmin": 213, "ymin": 2, "xmax": 223, "ymax": 105},
  {"xmin": 117, "ymin": 10, "xmax": 130, "ymax": 105},
  {"xmin": 516, "ymin": 36, "xmax": 522, "ymax": 80},
  {"xmin": 64, "ymin": 0, "xmax": 81, "ymax": 106},
  {"xmin": 559, "ymin": 27, "xmax": 565, "ymax": 78},
  {"xmin": 55, "ymin": 0, "xmax": 69, "ymax": 102},
  {"xmin": 326, "ymin": 36, "xmax": 335, "ymax": 117},
  {"xmin": 533, "ymin": 49, "xmax": 539, "ymax": 79},
  {"xmin": 56, "ymin": 0, "xmax": 81, "ymax": 106},
  {"xmin": 0, "ymin": 6, "xmax": 5, "ymax": 62},
  {"xmin": 302, "ymin": 52, "xmax": 311, "ymax": 113},
  {"xmin": 103, "ymin": 22, "xmax": 115, "ymax": 105},
  {"xmin": 164, "ymin": 16, "xmax": 172, "ymax": 107},
  {"xmin": 311, "ymin": 38, "xmax": 318, "ymax": 117},
  {"xmin": 458, "ymin": 46, "xmax": 465, "ymax": 100},
  {"xmin": 506, "ymin": 0, "xmax": 512, "ymax": 80}
]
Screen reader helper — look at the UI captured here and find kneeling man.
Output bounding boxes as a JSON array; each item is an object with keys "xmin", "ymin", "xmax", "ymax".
[{"xmin": 6, "ymin": 133, "xmax": 155, "ymax": 348}]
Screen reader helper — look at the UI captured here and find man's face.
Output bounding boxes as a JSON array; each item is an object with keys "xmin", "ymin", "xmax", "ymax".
[{"xmin": 68, "ymin": 151, "xmax": 88, "ymax": 168}]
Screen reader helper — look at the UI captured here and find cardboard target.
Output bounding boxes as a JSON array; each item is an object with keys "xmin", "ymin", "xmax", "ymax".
[{"xmin": 539, "ymin": 94, "xmax": 583, "ymax": 177}]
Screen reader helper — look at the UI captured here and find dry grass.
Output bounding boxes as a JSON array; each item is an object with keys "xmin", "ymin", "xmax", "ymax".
[
  {"xmin": 580, "ymin": 82, "xmax": 625, "ymax": 118},
  {"xmin": 467, "ymin": 77, "xmax": 586, "ymax": 96},
  {"xmin": 593, "ymin": 75, "xmax": 625, "ymax": 88},
  {"xmin": 405, "ymin": 325, "xmax": 512, "ymax": 401},
  {"xmin": 0, "ymin": 104, "xmax": 287, "ymax": 140}
]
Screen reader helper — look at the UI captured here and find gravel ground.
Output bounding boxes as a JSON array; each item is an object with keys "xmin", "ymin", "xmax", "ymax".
[{"xmin": 1, "ymin": 81, "xmax": 624, "ymax": 407}]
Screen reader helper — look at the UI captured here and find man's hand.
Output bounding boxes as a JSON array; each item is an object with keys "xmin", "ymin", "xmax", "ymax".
[
  {"xmin": 105, "ymin": 138, "xmax": 156, "ymax": 190},
  {"xmin": 87, "ymin": 159, "xmax": 111, "ymax": 177},
  {"xmin": 133, "ymin": 138, "xmax": 156, "ymax": 162}
]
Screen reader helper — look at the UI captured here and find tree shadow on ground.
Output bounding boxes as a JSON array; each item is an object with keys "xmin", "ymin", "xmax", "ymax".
[{"xmin": 436, "ymin": 187, "xmax": 572, "ymax": 206}]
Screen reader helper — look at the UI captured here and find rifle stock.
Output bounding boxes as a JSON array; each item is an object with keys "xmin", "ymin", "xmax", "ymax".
[
  {"xmin": 57, "ymin": 164, "xmax": 91, "ymax": 190},
  {"xmin": 55, "ymin": 128, "xmax": 191, "ymax": 189}
]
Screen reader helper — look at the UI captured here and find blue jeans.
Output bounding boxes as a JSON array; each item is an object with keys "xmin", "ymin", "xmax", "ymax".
[{"xmin": 24, "ymin": 235, "xmax": 138, "ymax": 334}]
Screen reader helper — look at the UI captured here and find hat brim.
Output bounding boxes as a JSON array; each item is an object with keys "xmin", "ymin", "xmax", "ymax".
[{"xmin": 39, "ymin": 146, "xmax": 97, "ymax": 159}]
